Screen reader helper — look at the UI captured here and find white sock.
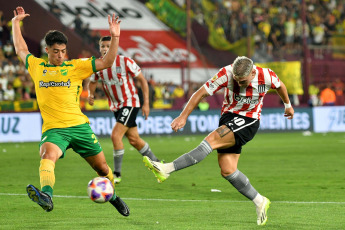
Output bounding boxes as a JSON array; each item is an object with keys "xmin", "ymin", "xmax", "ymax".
[
  {"xmin": 163, "ymin": 162, "xmax": 175, "ymax": 174},
  {"xmin": 252, "ymin": 193, "xmax": 264, "ymax": 207}
]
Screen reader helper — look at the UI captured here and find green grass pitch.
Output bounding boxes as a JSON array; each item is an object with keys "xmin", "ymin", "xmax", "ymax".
[{"xmin": 1, "ymin": 132, "xmax": 345, "ymax": 229}]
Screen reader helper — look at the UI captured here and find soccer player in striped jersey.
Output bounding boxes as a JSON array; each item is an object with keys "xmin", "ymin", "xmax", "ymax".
[
  {"xmin": 88, "ymin": 36, "xmax": 159, "ymax": 184},
  {"xmin": 12, "ymin": 6, "xmax": 129, "ymax": 216},
  {"xmin": 143, "ymin": 56, "xmax": 294, "ymax": 226}
]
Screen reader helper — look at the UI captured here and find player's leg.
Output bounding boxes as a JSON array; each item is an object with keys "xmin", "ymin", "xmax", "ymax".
[
  {"xmin": 84, "ymin": 152, "xmax": 130, "ymax": 216},
  {"xmin": 143, "ymin": 125, "xmax": 234, "ymax": 182},
  {"xmin": 27, "ymin": 138, "xmax": 64, "ymax": 212},
  {"xmin": 125, "ymin": 126, "xmax": 159, "ymax": 161},
  {"xmin": 218, "ymin": 153, "xmax": 270, "ymax": 226},
  {"xmin": 111, "ymin": 121, "xmax": 128, "ymax": 182}
]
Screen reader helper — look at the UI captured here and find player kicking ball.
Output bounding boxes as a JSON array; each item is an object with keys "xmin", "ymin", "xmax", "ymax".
[
  {"xmin": 144, "ymin": 56, "xmax": 294, "ymax": 225},
  {"xmin": 12, "ymin": 6, "xmax": 129, "ymax": 216}
]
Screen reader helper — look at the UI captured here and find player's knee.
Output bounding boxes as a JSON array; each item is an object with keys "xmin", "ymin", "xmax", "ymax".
[
  {"xmin": 111, "ymin": 133, "xmax": 122, "ymax": 143},
  {"xmin": 220, "ymin": 167, "xmax": 237, "ymax": 177},
  {"xmin": 128, "ymin": 136, "xmax": 139, "ymax": 147}
]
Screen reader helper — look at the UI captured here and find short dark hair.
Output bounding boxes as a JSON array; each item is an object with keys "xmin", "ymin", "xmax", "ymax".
[
  {"xmin": 44, "ymin": 30, "xmax": 68, "ymax": 47},
  {"xmin": 99, "ymin": 36, "xmax": 111, "ymax": 44}
]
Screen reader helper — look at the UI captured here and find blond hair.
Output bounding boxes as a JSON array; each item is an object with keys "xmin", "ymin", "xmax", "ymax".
[{"xmin": 232, "ymin": 56, "xmax": 253, "ymax": 78}]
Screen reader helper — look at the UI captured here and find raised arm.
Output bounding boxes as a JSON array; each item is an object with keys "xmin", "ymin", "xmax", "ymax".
[
  {"xmin": 171, "ymin": 86, "xmax": 210, "ymax": 132},
  {"xmin": 12, "ymin": 7, "xmax": 30, "ymax": 65},
  {"xmin": 136, "ymin": 72, "xmax": 150, "ymax": 120},
  {"xmin": 94, "ymin": 14, "xmax": 121, "ymax": 71},
  {"xmin": 276, "ymin": 81, "xmax": 294, "ymax": 119}
]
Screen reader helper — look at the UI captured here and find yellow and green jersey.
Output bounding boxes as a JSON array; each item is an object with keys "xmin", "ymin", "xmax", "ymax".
[{"xmin": 26, "ymin": 54, "xmax": 96, "ymax": 133}]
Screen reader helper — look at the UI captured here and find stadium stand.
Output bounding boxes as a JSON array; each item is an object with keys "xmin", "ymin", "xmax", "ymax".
[{"xmin": 0, "ymin": 0, "xmax": 344, "ymax": 112}]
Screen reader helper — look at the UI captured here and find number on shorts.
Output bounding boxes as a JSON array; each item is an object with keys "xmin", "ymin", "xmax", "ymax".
[
  {"xmin": 233, "ymin": 117, "xmax": 245, "ymax": 126},
  {"xmin": 91, "ymin": 134, "xmax": 98, "ymax": 144},
  {"xmin": 122, "ymin": 108, "xmax": 129, "ymax": 116}
]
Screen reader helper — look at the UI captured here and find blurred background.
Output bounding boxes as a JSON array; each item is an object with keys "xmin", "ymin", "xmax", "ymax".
[{"xmin": 0, "ymin": 0, "xmax": 344, "ymax": 142}]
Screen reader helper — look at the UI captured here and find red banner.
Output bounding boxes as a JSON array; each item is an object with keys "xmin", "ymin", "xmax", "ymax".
[{"xmin": 97, "ymin": 30, "xmax": 214, "ymax": 68}]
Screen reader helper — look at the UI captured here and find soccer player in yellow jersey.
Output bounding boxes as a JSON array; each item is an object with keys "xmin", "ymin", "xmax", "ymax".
[{"xmin": 12, "ymin": 6, "xmax": 129, "ymax": 216}]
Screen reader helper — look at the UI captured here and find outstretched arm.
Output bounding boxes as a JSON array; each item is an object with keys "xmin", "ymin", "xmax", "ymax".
[
  {"xmin": 136, "ymin": 72, "xmax": 150, "ymax": 120},
  {"xmin": 94, "ymin": 14, "xmax": 121, "ymax": 71},
  {"xmin": 12, "ymin": 7, "xmax": 30, "ymax": 65},
  {"xmin": 171, "ymin": 86, "xmax": 210, "ymax": 132},
  {"xmin": 276, "ymin": 81, "xmax": 294, "ymax": 119}
]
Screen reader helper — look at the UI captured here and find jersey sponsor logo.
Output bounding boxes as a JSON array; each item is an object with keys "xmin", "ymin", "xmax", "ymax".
[
  {"xmin": 234, "ymin": 94, "xmax": 259, "ymax": 105},
  {"xmin": 60, "ymin": 69, "xmax": 68, "ymax": 76},
  {"xmin": 39, "ymin": 79, "xmax": 71, "ymax": 88},
  {"xmin": 103, "ymin": 78, "xmax": 123, "ymax": 86},
  {"xmin": 116, "ymin": 67, "xmax": 122, "ymax": 74},
  {"xmin": 47, "ymin": 70, "xmax": 59, "ymax": 76},
  {"xmin": 257, "ymin": 84, "xmax": 266, "ymax": 93}
]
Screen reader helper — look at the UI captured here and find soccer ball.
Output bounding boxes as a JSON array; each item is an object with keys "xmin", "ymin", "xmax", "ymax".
[{"xmin": 87, "ymin": 177, "xmax": 114, "ymax": 203}]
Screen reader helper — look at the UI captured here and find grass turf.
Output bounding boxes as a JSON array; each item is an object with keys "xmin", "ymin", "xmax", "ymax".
[{"xmin": 0, "ymin": 132, "xmax": 345, "ymax": 229}]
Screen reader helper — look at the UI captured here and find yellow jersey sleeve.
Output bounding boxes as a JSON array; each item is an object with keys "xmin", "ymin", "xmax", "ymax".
[{"xmin": 70, "ymin": 57, "xmax": 97, "ymax": 80}]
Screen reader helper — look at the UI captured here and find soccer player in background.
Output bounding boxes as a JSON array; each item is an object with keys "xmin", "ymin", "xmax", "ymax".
[
  {"xmin": 143, "ymin": 56, "xmax": 294, "ymax": 225},
  {"xmin": 88, "ymin": 36, "xmax": 160, "ymax": 184},
  {"xmin": 12, "ymin": 6, "xmax": 130, "ymax": 216}
]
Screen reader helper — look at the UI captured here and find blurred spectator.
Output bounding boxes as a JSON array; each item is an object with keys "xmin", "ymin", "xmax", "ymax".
[
  {"xmin": 0, "ymin": 73, "xmax": 7, "ymax": 90},
  {"xmin": 198, "ymin": 98, "xmax": 210, "ymax": 111},
  {"xmin": 3, "ymin": 60, "xmax": 16, "ymax": 74},
  {"xmin": 69, "ymin": 14, "xmax": 84, "ymax": 36},
  {"xmin": 49, "ymin": 0, "xmax": 62, "ymax": 20},
  {"xmin": 333, "ymin": 78, "xmax": 345, "ymax": 105},
  {"xmin": 171, "ymin": 84, "xmax": 185, "ymax": 98},
  {"xmin": 320, "ymin": 83, "xmax": 336, "ymax": 106},
  {"xmin": 308, "ymin": 83, "xmax": 321, "ymax": 107},
  {"xmin": 284, "ymin": 16, "xmax": 295, "ymax": 53},
  {"xmin": 82, "ymin": 23, "xmax": 92, "ymax": 43},
  {"xmin": 4, "ymin": 82, "xmax": 15, "ymax": 101},
  {"xmin": 16, "ymin": 62, "xmax": 27, "ymax": 76},
  {"xmin": 3, "ymin": 41, "xmax": 14, "ymax": 59}
]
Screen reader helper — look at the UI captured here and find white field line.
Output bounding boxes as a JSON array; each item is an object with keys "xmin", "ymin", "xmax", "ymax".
[{"xmin": 0, "ymin": 193, "xmax": 345, "ymax": 204}]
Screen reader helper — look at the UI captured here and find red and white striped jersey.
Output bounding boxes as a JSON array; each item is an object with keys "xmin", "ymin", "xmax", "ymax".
[
  {"xmin": 90, "ymin": 55, "xmax": 141, "ymax": 112},
  {"xmin": 204, "ymin": 65, "xmax": 281, "ymax": 119}
]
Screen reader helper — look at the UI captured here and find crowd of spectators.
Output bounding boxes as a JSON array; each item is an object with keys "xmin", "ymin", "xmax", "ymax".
[
  {"xmin": 187, "ymin": 0, "xmax": 345, "ymax": 61},
  {"xmin": 309, "ymin": 79, "xmax": 345, "ymax": 106},
  {"xmin": 1, "ymin": 1, "xmax": 344, "ymax": 108},
  {"xmin": 0, "ymin": 10, "xmax": 36, "ymax": 103}
]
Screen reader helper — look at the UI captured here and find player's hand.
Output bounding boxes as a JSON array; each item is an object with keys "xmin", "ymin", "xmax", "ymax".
[
  {"xmin": 13, "ymin": 6, "xmax": 30, "ymax": 22},
  {"xmin": 108, "ymin": 13, "xmax": 121, "ymax": 37},
  {"xmin": 88, "ymin": 95, "xmax": 95, "ymax": 106},
  {"xmin": 142, "ymin": 103, "xmax": 150, "ymax": 120},
  {"xmin": 171, "ymin": 116, "xmax": 187, "ymax": 132},
  {"xmin": 284, "ymin": 107, "xmax": 294, "ymax": 119}
]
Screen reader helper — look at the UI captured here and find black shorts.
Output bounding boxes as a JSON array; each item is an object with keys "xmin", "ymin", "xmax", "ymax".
[
  {"xmin": 114, "ymin": 107, "xmax": 139, "ymax": 128},
  {"xmin": 217, "ymin": 112, "xmax": 260, "ymax": 154}
]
